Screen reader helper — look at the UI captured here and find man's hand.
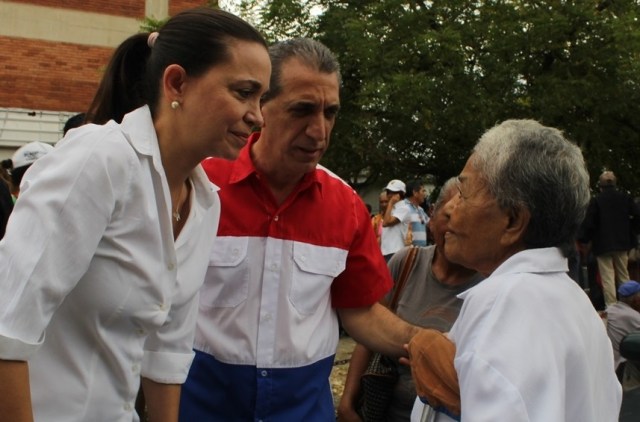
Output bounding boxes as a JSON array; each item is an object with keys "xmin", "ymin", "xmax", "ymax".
[{"xmin": 388, "ymin": 192, "xmax": 402, "ymax": 206}]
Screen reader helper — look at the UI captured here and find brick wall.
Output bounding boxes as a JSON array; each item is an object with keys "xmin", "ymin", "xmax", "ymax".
[
  {"xmin": 0, "ymin": 37, "xmax": 111, "ymax": 112},
  {"xmin": 1, "ymin": 0, "xmax": 218, "ymax": 113},
  {"xmin": 9, "ymin": 0, "xmax": 145, "ymax": 18},
  {"xmin": 169, "ymin": 0, "xmax": 210, "ymax": 16}
]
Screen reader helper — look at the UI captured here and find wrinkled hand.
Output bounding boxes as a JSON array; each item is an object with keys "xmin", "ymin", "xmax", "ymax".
[{"xmin": 407, "ymin": 329, "xmax": 461, "ymax": 417}]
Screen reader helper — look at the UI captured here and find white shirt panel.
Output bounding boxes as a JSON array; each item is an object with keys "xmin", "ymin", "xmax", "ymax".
[{"xmin": 195, "ymin": 236, "xmax": 346, "ymax": 368}]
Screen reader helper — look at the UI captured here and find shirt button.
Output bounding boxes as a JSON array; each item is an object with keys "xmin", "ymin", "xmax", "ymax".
[
  {"xmin": 263, "ymin": 313, "xmax": 272, "ymax": 321},
  {"xmin": 261, "ymin": 370, "xmax": 268, "ymax": 377},
  {"xmin": 124, "ymin": 403, "xmax": 132, "ymax": 411},
  {"xmin": 167, "ymin": 263, "xmax": 175, "ymax": 271},
  {"xmin": 136, "ymin": 328, "xmax": 145, "ymax": 336},
  {"xmin": 271, "ymin": 263, "xmax": 278, "ymax": 271},
  {"xmin": 274, "ymin": 215, "xmax": 279, "ymax": 221},
  {"xmin": 132, "ymin": 364, "xmax": 140, "ymax": 373},
  {"xmin": 158, "ymin": 303, "xmax": 167, "ymax": 311}
]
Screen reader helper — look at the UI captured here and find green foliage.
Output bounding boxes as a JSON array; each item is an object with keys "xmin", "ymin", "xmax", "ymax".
[
  {"xmin": 139, "ymin": 16, "xmax": 169, "ymax": 33},
  {"xmin": 241, "ymin": 0, "xmax": 640, "ymax": 195}
]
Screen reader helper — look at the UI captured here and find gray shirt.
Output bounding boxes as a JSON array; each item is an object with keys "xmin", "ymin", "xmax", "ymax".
[
  {"xmin": 385, "ymin": 246, "xmax": 483, "ymax": 421},
  {"xmin": 606, "ymin": 301, "xmax": 640, "ymax": 367}
]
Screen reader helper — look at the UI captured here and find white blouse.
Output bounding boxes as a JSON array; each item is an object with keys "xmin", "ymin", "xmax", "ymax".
[{"xmin": 0, "ymin": 106, "xmax": 220, "ymax": 421}]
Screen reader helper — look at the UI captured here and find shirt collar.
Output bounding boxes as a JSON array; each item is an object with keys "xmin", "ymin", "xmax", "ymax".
[
  {"xmin": 119, "ymin": 105, "xmax": 157, "ymax": 158},
  {"xmin": 120, "ymin": 105, "xmax": 218, "ymax": 209},
  {"xmin": 457, "ymin": 247, "xmax": 568, "ymax": 300},
  {"xmin": 229, "ymin": 132, "xmax": 322, "ymax": 197}
]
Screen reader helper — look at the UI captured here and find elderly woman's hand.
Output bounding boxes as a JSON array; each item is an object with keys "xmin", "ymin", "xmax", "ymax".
[{"xmin": 406, "ymin": 329, "xmax": 461, "ymax": 417}]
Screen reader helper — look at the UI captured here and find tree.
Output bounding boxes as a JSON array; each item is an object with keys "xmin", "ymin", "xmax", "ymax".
[{"xmin": 239, "ymin": 0, "xmax": 640, "ymax": 194}]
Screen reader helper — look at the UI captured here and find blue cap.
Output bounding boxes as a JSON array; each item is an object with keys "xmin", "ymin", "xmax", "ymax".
[{"xmin": 618, "ymin": 281, "xmax": 640, "ymax": 298}]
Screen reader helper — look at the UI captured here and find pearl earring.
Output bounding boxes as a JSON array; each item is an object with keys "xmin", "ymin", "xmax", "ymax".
[{"xmin": 171, "ymin": 101, "xmax": 179, "ymax": 110}]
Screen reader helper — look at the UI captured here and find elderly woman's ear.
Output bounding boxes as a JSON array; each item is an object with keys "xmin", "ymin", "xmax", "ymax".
[{"xmin": 501, "ymin": 205, "xmax": 530, "ymax": 248}]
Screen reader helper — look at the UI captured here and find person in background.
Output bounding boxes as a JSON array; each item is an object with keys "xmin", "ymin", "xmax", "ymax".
[
  {"xmin": 372, "ymin": 190, "xmax": 389, "ymax": 245},
  {"xmin": 7, "ymin": 141, "xmax": 55, "ymax": 199},
  {"xmin": 408, "ymin": 119, "xmax": 621, "ymax": 422},
  {"xmin": 380, "ymin": 179, "xmax": 406, "ymax": 260},
  {"xmin": 382, "ymin": 180, "xmax": 429, "ymax": 259},
  {"xmin": 578, "ymin": 170, "xmax": 640, "ymax": 307},
  {"xmin": 0, "ymin": 165, "xmax": 12, "ymax": 238},
  {"xmin": 180, "ymin": 38, "xmax": 420, "ymax": 422},
  {"xmin": 0, "ymin": 8, "xmax": 270, "ymax": 422},
  {"xmin": 606, "ymin": 280, "xmax": 640, "ymax": 390},
  {"xmin": 63, "ymin": 112, "xmax": 86, "ymax": 136},
  {"xmin": 337, "ymin": 177, "xmax": 482, "ymax": 422}
]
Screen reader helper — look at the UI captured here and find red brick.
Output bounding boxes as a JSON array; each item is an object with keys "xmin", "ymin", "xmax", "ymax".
[
  {"xmin": 0, "ymin": 37, "xmax": 112, "ymax": 112},
  {"xmin": 10, "ymin": 0, "xmax": 144, "ymax": 18}
]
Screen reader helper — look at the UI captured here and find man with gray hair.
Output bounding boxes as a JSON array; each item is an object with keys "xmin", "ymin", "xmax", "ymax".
[
  {"xmin": 180, "ymin": 38, "xmax": 421, "ymax": 421},
  {"xmin": 579, "ymin": 170, "xmax": 640, "ymax": 307}
]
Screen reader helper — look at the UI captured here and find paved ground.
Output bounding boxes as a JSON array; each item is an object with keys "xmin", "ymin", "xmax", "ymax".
[{"xmin": 330, "ymin": 336, "xmax": 357, "ymax": 409}]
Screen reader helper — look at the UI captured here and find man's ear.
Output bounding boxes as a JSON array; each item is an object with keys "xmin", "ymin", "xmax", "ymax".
[
  {"xmin": 162, "ymin": 64, "xmax": 187, "ymax": 102},
  {"xmin": 501, "ymin": 205, "xmax": 530, "ymax": 247}
]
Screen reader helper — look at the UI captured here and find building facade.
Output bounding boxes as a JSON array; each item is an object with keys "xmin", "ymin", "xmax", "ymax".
[{"xmin": 0, "ymin": 0, "xmax": 209, "ymax": 157}]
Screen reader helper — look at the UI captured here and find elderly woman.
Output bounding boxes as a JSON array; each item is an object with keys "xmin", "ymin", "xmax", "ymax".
[{"xmin": 409, "ymin": 120, "xmax": 622, "ymax": 422}]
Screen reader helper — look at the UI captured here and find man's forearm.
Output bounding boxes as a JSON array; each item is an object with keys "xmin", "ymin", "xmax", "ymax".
[{"xmin": 338, "ymin": 303, "xmax": 419, "ymax": 358}]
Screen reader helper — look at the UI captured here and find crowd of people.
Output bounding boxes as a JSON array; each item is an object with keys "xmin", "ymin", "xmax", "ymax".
[{"xmin": 0, "ymin": 5, "xmax": 636, "ymax": 422}]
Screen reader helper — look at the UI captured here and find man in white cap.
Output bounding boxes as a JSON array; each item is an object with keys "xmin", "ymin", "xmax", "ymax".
[
  {"xmin": 380, "ymin": 179, "xmax": 408, "ymax": 262},
  {"xmin": 10, "ymin": 141, "xmax": 55, "ymax": 198},
  {"xmin": 606, "ymin": 280, "xmax": 640, "ymax": 389}
]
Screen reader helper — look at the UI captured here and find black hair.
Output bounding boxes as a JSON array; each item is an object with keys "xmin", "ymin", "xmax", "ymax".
[
  {"xmin": 63, "ymin": 113, "xmax": 86, "ymax": 135},
  {"xmin": 86, "ymin": 7, "xmax": 267, "ymax": 124},
  {"xmin": 406, "ymin": 180, "xmax": 424, "ymax": 198}
]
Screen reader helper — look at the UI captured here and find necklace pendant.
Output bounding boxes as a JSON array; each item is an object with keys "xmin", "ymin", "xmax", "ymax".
[{"xmin": 173, "ymin": 211, "xmax": 181, "ymax": 222}]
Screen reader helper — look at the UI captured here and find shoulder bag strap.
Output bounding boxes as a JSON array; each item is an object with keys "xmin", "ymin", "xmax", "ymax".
[{"xmin": 388, "ymin": 246, "xmax": 419, "ymax": 312}]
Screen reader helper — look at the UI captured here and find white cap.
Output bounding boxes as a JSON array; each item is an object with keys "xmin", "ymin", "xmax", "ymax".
[
  {"xmin": 384, "ymin": 179, "xmax": 406, "ymax": 193},
  {"xmin": 12, "ymin": 142, "xmax": 54, "ymax": 169}
]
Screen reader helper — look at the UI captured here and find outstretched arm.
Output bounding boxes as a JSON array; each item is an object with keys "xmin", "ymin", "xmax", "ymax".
[{"xmin": 338, "ymin": 303, "xmax": 419, "ymax": 358}]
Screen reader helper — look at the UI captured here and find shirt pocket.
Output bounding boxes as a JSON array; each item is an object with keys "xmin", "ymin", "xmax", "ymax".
[
  {"xmin": 289, "ymin": 242, "xmax": 347, "ymax": 315},
  {"xmin": 200, "ymin": 237, "xmax": 249, "ymax": 308}
]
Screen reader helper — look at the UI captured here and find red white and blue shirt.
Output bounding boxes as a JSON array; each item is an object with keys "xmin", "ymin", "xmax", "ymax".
[{"xmin": 180, "ymin": 133, "xmax": 392, "ymax": 421}]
